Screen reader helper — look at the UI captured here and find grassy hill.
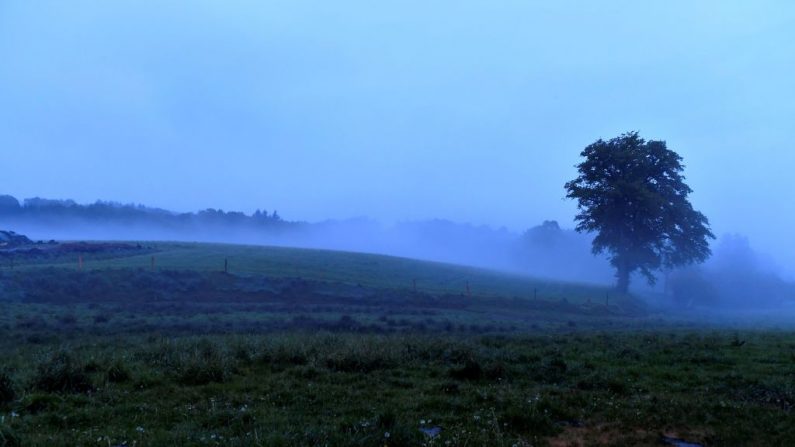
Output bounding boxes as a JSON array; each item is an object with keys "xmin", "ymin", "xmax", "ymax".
[{"xmin": 21, "ymin": 241, "xmax": 619, "ymax": 305}]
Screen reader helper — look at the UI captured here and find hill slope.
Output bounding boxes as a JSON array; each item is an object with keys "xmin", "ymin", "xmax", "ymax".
[{"xmin": 25, "ymin": 242, "xmax": 617, "ymax": 304}]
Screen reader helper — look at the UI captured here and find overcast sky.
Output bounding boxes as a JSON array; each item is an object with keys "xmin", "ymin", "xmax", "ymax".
[{"xmin": 1, "ymin": 1, "xmax": 794, "ymax": 272}]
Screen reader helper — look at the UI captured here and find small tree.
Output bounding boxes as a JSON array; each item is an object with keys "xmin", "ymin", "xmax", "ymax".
[{"xmin": 565, "ymin": 132, "xmax": 714, "ymax": 293}]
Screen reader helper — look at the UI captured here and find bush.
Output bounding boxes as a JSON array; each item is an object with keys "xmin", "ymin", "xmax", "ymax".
[
  {"xmin": 32, "ymin": 352, "xmax": 93, "ymax": 393},
  {"xmin": 0, "ymin": 370, "xmax": 16, "ymax": 404}
]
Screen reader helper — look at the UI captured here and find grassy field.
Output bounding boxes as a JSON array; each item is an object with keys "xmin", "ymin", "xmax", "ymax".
[
  {"xmin": 0, "ymin": 242, "xmax": 792, "ymax": 446},
  {"xmin": 15, "ymin": 242, "xmax": 620, "ymax": 304}
]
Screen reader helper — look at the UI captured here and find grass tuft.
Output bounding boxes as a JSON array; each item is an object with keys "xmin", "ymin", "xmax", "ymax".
[{"xmin": 31, "ymin": 352, "xmax": 94, "ymax": 394}]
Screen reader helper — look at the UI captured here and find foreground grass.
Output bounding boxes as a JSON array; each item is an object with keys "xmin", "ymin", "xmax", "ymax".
[
  {"xmin": 1, "ymin": 330, "xmax": 794, "ymax": 446},
  {"xmin": 1, "ymin": 243, "xmax": 790, "ymax": 446}
]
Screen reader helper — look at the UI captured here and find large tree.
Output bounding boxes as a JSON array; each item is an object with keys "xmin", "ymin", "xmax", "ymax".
[{"xmin": 565, "ymin": 132, "xmax": 714, "ymax": 293}]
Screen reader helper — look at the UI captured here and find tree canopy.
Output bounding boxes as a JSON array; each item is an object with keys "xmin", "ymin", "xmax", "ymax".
[{"xmin": 565, "ymin": 132, "xmax": 714, "ymax": 292}]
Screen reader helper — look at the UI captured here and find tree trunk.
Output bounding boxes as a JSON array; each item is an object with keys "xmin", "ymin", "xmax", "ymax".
[{"xmin": 616, "ymin": 263, "xmax": 630, "ymax": 294}]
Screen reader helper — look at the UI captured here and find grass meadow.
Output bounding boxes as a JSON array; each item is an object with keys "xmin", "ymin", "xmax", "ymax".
[{"xmin": 0, "ymin": 243, "xmax": 792, "ymax": 446}]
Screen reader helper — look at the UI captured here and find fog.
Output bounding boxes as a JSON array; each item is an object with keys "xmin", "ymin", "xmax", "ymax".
[
  {"xmin": 3, "ymin": 196, "xmax": 793, "ymax": 312},
  {"xmin": 1, "ymin": 2, "xmax": 794, "ymax": 307}
]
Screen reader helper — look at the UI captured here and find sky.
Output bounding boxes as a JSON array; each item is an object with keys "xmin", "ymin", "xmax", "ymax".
[{"xmin": 1, "ymin": 1, "xmax": 794, "ymax": 273}]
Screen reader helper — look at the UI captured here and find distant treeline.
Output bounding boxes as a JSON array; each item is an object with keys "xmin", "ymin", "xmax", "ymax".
[{"xmin": 0, "ymin": 194, "xmax": 289, "ymax": 229}]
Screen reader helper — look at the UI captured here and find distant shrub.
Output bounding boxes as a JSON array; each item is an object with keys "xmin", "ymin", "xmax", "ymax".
[
  {"xmin": 32, "ymin": 352, "xmax": 93, "ymax": 394},
  {"xmin": 0, "ymin": 370, "xmax": 16, "ymax": 404}
]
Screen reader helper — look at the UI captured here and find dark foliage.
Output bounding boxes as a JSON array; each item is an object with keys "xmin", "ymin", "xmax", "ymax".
[
  {"xmin": 0, "ymin": 195, "xmax": 287, "ymax": 232},
  {"xmin": 565, "ymin": 132, "xmax": 714, "ymax": 292}
]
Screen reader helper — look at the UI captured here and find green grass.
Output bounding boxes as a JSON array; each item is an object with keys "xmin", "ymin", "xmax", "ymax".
[
  {"xmin": 1, "ymin": 241, "xmax": 789, "ymax": 446},
  {"xmin": 16, "ymin": 242, "xmax": 620, "ymax": 304},
  {"xmin": 0, "ymin": 331, "xmax": 793, "ymax": 446}
]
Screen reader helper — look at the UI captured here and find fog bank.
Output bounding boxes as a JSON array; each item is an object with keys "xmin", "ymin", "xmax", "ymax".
[{"xmin": 3, "ymin": 195, "xmax": 793, "ymax": 310}]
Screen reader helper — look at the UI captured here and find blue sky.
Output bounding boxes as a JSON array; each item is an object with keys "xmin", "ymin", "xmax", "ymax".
[{"xmin": 1, "ymin": 1, "xmax": 794, "ymax": 272}]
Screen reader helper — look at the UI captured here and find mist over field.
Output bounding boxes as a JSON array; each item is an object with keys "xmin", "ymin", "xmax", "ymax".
[
  {"xmin": 4, "ymin": 2, "xmax": 795, "ymax": 445},
  {"xmin": 0, "ymin": 195, "xmax": 605, "ymax": 279},
  {"xmin": 3, "ymin": 195, "xmax": 793, "ymax": 311}
]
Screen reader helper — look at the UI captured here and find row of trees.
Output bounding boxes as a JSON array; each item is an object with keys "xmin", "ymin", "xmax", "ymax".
[{"xmin": 0, "ymin": 196, "xmax": 286, "ymax": 227}]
